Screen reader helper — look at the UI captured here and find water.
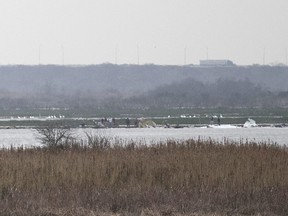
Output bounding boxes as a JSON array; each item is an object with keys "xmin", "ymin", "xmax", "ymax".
[{"xmin": 0, "ymin": 126, "xmax": 287, "ymax": 148}]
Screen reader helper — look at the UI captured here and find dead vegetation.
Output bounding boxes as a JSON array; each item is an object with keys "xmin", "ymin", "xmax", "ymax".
[{"xmin": 0, "ymin": 137, "xmax": 287, "ymax": 215}]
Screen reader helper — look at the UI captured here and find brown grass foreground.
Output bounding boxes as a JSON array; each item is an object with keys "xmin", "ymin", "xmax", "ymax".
[{"xmin": 0, "ymin": 138, "xmax": 287, "ymax": 216}]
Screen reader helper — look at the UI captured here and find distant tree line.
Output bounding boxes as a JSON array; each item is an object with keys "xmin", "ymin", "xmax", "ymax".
[
  {"xmin": 0, "ymin": 64, "xmax": 288, "ymax": 111},
  {"xmin": 1, "ymin": 78, "xmax": 288, "ymax": 110},
  {"xmin": 124, "ymin": 78, "xmax": 288, "ymax": 109},
  {"xmin": 1, "ymin": 78, "xmax": 288, "ymax": 111}
]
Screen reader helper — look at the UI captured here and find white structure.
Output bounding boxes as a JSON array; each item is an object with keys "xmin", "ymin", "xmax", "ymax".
[
  {"xmin": 243, "ymin": 118, "xmax": 258, "ymax": 128},
  {"xmin": 200, "ymin": 59, "xmax": 234, "ymax": 66}
]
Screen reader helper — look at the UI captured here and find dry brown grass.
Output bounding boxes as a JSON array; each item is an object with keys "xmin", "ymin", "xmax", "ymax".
[{"xmin": 0, "ymin": 138, "xmax": 287, "ymax": 215}]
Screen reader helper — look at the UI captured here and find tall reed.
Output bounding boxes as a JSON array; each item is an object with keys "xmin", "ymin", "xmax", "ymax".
[{"xmin": 0, "ymin": 137, "xmax": 287, "ymax": 215}]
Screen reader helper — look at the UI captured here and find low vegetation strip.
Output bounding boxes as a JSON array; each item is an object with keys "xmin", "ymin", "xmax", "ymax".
[{"xmin": 0, "ymin": 138, "xmax": 287, "ymax": 215}]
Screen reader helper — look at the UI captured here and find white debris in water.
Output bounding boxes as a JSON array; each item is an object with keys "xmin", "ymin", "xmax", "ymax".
[
  {"xmin": 243, "ymin": 118, "xmax": 258, "ymax": 128},
  {"xmin": 205, "ymin": 124, "xmax": 240, "ymax": 129}
]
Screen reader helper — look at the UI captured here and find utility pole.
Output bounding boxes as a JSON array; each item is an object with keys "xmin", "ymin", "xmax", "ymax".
[
  {"xmin": 285, "ymin": 48, "xmax": 287, "ymax": 65},
  {"xmin": 263, "ymin": 47, "xmax": 266, "ymax": 65},
  {"xmin": 61, "ymin": 45, "xmax": 64, "ymax": 66},
  {"xmin": 38, "ymin": 46, "xmax": 41, "ymax": 65},
  {"xmin": 184, "ymin": 47, "xmax": 187, "ymax": 65},
  {"xmin": 115, "ymin": 45, "xmax": 118, "ymax": 65},
  {"xmin": 137, "ymin": 45, "xmax": 140, "ymax": 65}
]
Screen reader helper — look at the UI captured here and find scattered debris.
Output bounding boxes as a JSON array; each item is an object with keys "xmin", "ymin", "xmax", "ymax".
[{"xmin": 243, "ymin": 118, "xmax": 258, "ymax": 128}]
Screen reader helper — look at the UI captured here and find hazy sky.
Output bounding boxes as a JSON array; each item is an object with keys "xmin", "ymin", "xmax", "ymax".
[{"xmin": 0, "ymin": 0, "xmax": 287, "ymax": 65}]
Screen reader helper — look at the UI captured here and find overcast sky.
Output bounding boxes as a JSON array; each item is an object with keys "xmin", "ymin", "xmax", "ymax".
[{"xmin": 0, "ymin": 0, "xmax": 287, "ymax": 65}]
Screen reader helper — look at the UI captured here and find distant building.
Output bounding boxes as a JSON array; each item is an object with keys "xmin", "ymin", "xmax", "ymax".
[{"xmin": 200, "ymin": 59, "xmax": 235, "ymax": 66}]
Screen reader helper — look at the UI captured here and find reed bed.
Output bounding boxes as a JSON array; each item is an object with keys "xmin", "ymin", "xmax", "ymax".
[{"xmin": 0, "ymin": 137, "xmax": 287, "ymax": 215}]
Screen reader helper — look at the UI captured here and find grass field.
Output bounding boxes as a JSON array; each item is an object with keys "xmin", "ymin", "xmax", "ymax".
[{"xmin": 0, "ymin": 137, "xmax": 288, "ymax": 215}]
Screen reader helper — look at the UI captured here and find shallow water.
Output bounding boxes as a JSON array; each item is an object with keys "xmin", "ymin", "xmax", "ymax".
[
  {"xmin": 77, "ymin": 127, "xmax": 288, "ymax": 145},
  {"xmin": 0, "ymin": 126, "xmax": 287, "ymax": 148}
]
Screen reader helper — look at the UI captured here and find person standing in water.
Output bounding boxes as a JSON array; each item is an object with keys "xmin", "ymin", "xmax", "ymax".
[{"xmin": 126, "ymin": 118, "xmax": 130, "ymax": 128}]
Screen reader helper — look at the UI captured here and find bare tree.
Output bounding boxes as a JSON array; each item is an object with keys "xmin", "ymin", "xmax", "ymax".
[
  {"xmin": 84, "ymin": 131, "xmax": 111, "ymax": 150},
  {"xmin": 36, "ymin": 124, "xmax": 73, "ymax": 149}
]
